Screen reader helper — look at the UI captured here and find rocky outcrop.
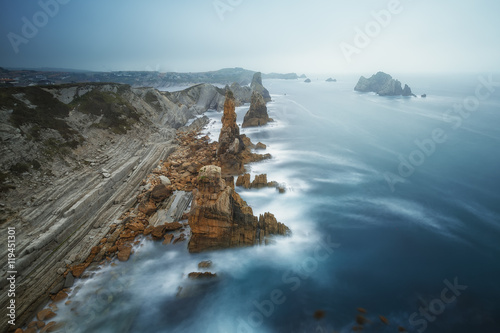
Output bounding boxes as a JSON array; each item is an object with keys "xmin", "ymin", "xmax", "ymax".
[
  {"xmin": 236, "ymin": 173, "xmax": 286, "ymax": 193},
  {"xmin": 304, "ymin": 78, "xmax": 311, "ymax": 83},
  {"xmin": 188, "ymin": 166, "xmax": 290, "ymax": 253},
  {"xmin": 250, "ymin": 72, "xmax": 271, "ymax": 102},
  {"xmin": 242, "ymin": 91, "xmax": 273, "ymax": 128},
  {"xmin": 402, "ymin": 84, "xmax": 416, "ymax": 97},
  {"xmin": 354, "ymin": 72, "xmax": 415, "ymax": 96},
  {"xmin": 0, "ymin": 82, "xmax": 234, "ymax": 332},
  {"xmin": 217, "ymin": 91, "xmax": 270, "ymax": 175},
  {"xmin": 326, "ymin": 78, "xmax": 337, "ymax": 82}
]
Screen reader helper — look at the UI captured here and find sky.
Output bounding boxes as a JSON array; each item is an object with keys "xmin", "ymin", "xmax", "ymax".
[{"xmin": 0, "ymin": 0, "xmax": 499, "ymax": 75}]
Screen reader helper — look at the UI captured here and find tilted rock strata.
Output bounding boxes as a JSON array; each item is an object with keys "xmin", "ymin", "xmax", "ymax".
[
  {"xmin": 0, "ymin": 82, "xmax": 232, "ymax": 332},
  {"xmin": 242, "ymin": 91, "xmax": 273, "ymax": 128},
  {"xmin": 188, "ymin": 166, "xmax": 290, "ymax": 253}
]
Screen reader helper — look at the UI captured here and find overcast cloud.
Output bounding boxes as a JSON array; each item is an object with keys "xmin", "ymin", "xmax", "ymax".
[{"xmin": 0, "ymin": 0, "xmax": 499, "ymax": 75}]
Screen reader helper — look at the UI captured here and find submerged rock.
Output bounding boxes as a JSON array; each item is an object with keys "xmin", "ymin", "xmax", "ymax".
[
  {"xmin": 242, "ymin": 91, "xmax": 273, "ymax": 128},
  {"xmin": 188, "ymin": 165, "xmax": 290, "ymax": 253},
  {"xmin": 188, "ymin": 272, "xmax": 217, "ymax": 279}
]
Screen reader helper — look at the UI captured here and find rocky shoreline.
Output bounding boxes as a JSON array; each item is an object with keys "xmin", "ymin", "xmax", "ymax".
[{"xmin": 1, "ymin": 76, "xmax": 287, "ymax": 332}]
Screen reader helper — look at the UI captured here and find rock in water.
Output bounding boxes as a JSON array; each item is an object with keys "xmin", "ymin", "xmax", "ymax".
[
  {"xmin": 188, "ymin": 165, "xmax": 290, "ymax": 253},
  {"xmin": 354, "ymin": 72, "xmax": 414, "ymax": 96},
  {"xmin": 217, "ymin": 90, "xmax": 245, "ymax": 174},
  {"xmin": 242, "ymin": 91, "xmax": 273, "ymax": 128},
  {"xmin": 250, "ymin": 72, "xmax": 271, "ymax": 102},
  {"xmin": 304, "ymin": 78, "xmax": 311, "ymax": 83},
  {"xmin": 326, "ymin": 77, "xmax": 337, "ymax": 82},
  {"xmin": 402, "ymin": 84, "xmax": 416, "ymax": 97}
]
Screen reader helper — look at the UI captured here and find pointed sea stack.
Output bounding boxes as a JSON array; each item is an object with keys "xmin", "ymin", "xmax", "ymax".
[
  {"xmin": 242, "ymin": 91, "xmax": 273, "ymax": 128},
  {"xmin": 250, "ymin": 72, "xmax": 271, "ymax": 102},
  {"xmin": 217, "ymin": 90, "xmax": 245, "ymax": 174}
]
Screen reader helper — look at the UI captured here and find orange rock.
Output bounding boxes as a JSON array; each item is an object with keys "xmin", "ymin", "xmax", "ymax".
[
  {"xmin": 356, "ymin": 315, "xmax": 369, "ymax": 325},
  {"xmin": 357, "ymin": 307, "xmax": 367, "ymax": 313},
  {"xmin": 138, "ymin": 199, "xmax": 156, "ymax": 215},
  {"xmin": 51, "ymin": 290, "xmax": 68, "ymax": 302},
  {"xmin": 117, "ymin": 244, "xmax": 132, "ymax": 261},
  {"xmin": 37, "ymin": 308, "xmax": 56, "ymax": 321},
  {"xmin": 119, "ymin": 229, "xmax": 135, "ymax": 240},
  {"xmin": 163, "ymin": 234, "xmax": 174, "ymax": 245},
  {"xmin": 14, "ymin": 328, "xmax": 23, "ymax": 333},
  {"xmin": 127, "ymin": 221, "xmax": 145, "ymax": 232},
  {"xmin": 151, "ymin": 225, "xmax": 166, "ymax": 240},
  {"xmin": 188, "ymin": 165, "xmax": 289, "ymax": 253},
  {"xmin": 90, "ymin": 245, "xmax": 102, "ymax": 255},
  {"xmin": 25, "ymin": 328, "xmax": 37, "ymax": 333},
  {"xmin": 143, "ymin": 225, "xmax": 154, "ymax": 236},
  {"xmin": 151, "ymin": 184, "xmax": 172, "ymax": 202},
  {"xmin": 379, "ymin": 315, "xmax": 389, "ymax": 325},
  {"xmin": 164, "ymin": 222, "xmax": 183, "ymax": 231},
  {"xmin": 70, "ymin": 263, "xmax": 87, "ymax": 278}
]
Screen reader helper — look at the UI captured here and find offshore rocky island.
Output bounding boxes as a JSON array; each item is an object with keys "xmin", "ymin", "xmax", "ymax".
[{"xmin": 0, "ymin": 71, "xmax": 288, "ymax": 332}]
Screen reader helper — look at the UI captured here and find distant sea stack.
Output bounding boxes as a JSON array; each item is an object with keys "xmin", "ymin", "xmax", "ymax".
[
  {"xmin": 326, "ymin": 78, "xmax": 337, "ymax": 82},
  {"xmin": 242, "ymin": 91, "xmax": 273, "ymax": 128},
  {"xmin": 354, "ymin": 72, "xmax": 416, "ymax": 97},
  {"xmin": 250, "ymin": 72, "xmax": 271, "ymax": 102}
]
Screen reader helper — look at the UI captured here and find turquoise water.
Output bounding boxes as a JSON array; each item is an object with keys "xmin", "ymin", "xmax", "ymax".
[{"xmin": 56, "ymin": 75, "xmax": 500, "ymax": 332}]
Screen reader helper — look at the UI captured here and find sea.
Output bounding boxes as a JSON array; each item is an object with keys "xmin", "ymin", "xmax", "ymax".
[{"xmin": 54, "ymin": 74, "xmax": 500, "ymax": 333}]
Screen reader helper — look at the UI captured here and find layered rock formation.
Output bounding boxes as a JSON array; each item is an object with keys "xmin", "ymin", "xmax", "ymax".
[
  {"xmin": 0, "ymin": 82, "xmax": 238, "ymax": 332},
  {"xmin": 354, "ymin": 72, "xmax": 415, "ymax": 96},
  {"xmin": 242, "ymin": 91, "xmax": 273, "ymax": 128},
  {"xmin": 250, "ymin": 72, "xmax": 271, "ymax": 102},
  {"xmin": 188, "ymin": 165, "xmax": 289, "ymax": 253},
  {"xmin": 217, "ymin": 90, "xmax": 270, "ymax": 175}
]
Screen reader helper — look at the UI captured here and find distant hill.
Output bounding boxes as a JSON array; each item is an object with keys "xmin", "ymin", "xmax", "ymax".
[{"xmin": 0, "ymin": 67, "xmax": 299, "ymax": 88}]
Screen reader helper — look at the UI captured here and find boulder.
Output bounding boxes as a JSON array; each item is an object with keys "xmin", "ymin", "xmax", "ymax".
[
  {"xmin": 163, "ymin": 234, "xmax": 174, "ymax": 245},
  {"xmin": 255, "ymin": 142, "xmax": 266, "ymax": 150},
  {"xmin": 242, "ymin": 91, "xmax": 273, "ymax": 128},
  {"xmin": 150, "ymin": 184, "xmax": 172, "ymax": 202},
  {"xmin": 159, "ymin": 175, "xmax": 171, "ymax": 186},
  {"xmin": 304, "ymin": 78, "xmax": 311, "ymax": 83},
  {"xmin": 117, "ymin": 244, "xmax": 132, "ymax": 261},
  {"xmin": 37, "ymin": 309, "xmax": 56, "ymax": 321},
  {"xmin": 198, "ymin": 260, "xmax": 213, "ymax": 269}
]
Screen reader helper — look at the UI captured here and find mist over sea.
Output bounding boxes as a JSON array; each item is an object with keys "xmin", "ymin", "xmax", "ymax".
[{"xmin": 55, "ymin": 75, "xmax": 500, "ymax": 333}]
